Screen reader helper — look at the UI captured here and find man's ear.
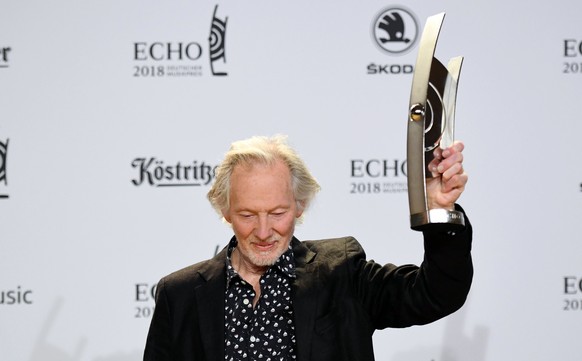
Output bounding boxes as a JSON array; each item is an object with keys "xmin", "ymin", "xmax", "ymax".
[
  {"xmin": 296, "ymin": 201, "xmax": 305, "ymax": 218},
  {"xmin": 222, "ymin": 210, "xmax": 232, "ymax": 223}
]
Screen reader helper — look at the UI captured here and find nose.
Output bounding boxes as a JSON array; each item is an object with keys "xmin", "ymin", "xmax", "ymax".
[{"xmin": 254, "ymin": 214, "xmax": 273, "ymax": 241}]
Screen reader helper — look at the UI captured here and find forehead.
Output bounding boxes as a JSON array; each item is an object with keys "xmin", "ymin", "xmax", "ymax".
[{"xmin": 229, "ymin": 160, "xmax": 294, "ymax": 208}]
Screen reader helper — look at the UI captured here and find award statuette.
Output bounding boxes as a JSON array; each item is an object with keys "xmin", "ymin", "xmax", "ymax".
[{"xmin": 407, "ymin": 13, "xmax": 465, "ymax": 231}]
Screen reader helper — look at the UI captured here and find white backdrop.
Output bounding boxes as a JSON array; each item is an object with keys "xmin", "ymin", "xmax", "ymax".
[{"xmin": 1, "ymin": 1, "xmax": 582, "ymax": 360}]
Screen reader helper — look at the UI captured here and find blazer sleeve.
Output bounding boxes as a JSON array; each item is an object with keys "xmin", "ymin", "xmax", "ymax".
[
  {"xmin": 352, "ymin": 204, "xmax": 473, "ymax": 329},
  {"xmin": 143, "ymin": 278, "xmax": 173, "ymax": 361}
]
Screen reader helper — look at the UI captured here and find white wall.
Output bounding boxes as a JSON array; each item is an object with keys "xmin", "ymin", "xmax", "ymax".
[{"xmin": 1, "ymin": 1, "xmax": 581, "ymax": 360}]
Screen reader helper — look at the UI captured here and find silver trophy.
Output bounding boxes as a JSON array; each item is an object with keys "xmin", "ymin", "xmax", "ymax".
[{"xmin": 407, "ymin": 13, "xmax": 465, "ymax": 231}]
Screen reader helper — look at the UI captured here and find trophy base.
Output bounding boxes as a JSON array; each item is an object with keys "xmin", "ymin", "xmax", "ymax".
[{"xmin": 410, "ymin": 208, "xmax": 465, "ymax": 232}]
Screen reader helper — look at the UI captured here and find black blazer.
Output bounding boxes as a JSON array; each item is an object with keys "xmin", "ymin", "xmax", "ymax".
[{"xmin": 144, "ymin": 221, "xmax": 472, "ymax": 361}]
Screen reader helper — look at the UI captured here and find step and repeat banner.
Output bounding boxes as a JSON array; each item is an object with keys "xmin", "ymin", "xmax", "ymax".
[{"xmin": 1, "ymin": 0, "xmax": 581, "ymax": 360}]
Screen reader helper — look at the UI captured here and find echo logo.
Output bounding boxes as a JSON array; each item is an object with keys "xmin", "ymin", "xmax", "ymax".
[
  {"xmin": 0, "ymin": 138, "xmax": 8, "ymax": 199},
  {"xmin": 564, "ymin": 39, "xmax": 582, "ymax": 57},
  {"xmin": 134, "ymin": 42, "xmax": 203, "ymax": 61},
  {"xmin": 351, "ymin": 159, "xmax": 408, "ymax": 178},
  {"xmin": 135, "ymin": 283, "xmax": 157, "ymax": 302},
  {"xmin": 564, "ymin": 276, "xmax": 582, "ymax": 294}
]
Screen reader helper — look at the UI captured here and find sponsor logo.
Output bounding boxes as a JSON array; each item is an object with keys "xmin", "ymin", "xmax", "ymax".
[
  {"xmin": 0, "ymin": 286, "xmax": 33, "ymax": 305},
  {"xmin": 371, "ymin": 7, "xmax": 419, "ymax": 55},
  {"xmin": 368, "ymin": 6, "xmax": 418, "ymax": 75},
  {"xmin": 132, "ymin": 5, "xmax": 228, "ymax": 78},
  {"xmin": 130, "ymin": 157, "xmax": 217, "ymax": 187},
  {"xmin": 366, "ymin": 63, "xmax": 413, "ymax": 75},
  {"xmin": 563, "ymin": 276, "xmax": 582, "ymax": 311},
  {"xmin": 349, "ymin": 158, "xmax": 408, "ymax": 194},
  {"xmin": 134, "ymin": 283, "xmax": 157, "ymax": 318},
  {"xmin": 0, "ymin": 138, "xmax": 8, "ymax": 199},
  {"xmin": 0, "ymin": 46, "xmax": 11, "ymax": 68},
  {"xmin": 209, "ymin": 5, "xmax": 228, "ymax": 76},
  {"xmin": 563, "ymin": 39, "xmax": 582, "ymax": 74}
]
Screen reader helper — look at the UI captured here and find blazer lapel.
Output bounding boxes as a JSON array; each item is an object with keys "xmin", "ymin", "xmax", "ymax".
[
  {"xmin": 194, "ymin": 239, "xmax": 320, "ymax": 361},
  {"xmin": 291, "ymin": 238, "xmax": 319, "ymax": 361},
  {"xmin": 195, "ymin": 247, "xmax": 227, "ymax": 361}
]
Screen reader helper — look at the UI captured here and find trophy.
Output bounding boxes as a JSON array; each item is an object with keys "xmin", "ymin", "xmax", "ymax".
[{"xmin": 407, "ymin": 13, "xmax": 465, "ymax": 231}]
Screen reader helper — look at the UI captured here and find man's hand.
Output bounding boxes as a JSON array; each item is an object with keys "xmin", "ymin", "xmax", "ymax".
[{"xmin": 426, "ymin": 141, "xmax": 468, "ymax": 211}]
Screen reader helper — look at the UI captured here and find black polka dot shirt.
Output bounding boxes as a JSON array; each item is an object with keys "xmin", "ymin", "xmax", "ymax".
[{"xmin": 224, "ymin": 238, "xmax": 297, "ymax": 361}]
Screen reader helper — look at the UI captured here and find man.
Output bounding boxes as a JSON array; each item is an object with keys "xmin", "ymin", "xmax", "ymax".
[{"xmin": 144, "ymin": 135, "xmax": 472, "ymax": 361}]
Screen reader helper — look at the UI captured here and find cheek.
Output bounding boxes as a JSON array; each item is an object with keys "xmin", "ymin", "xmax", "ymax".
[
  {"xmin": 274, "ymin": 216, "xmax": 296, "ymax": 233},
  {"xmin": 232, "ymin": 220, "xmax": 254, "ymax": 236}
]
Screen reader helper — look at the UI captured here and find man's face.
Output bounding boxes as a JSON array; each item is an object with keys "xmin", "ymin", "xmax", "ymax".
[{"xmin": 222, "ymin": 160, "xmax": 303, "ymax": 271}]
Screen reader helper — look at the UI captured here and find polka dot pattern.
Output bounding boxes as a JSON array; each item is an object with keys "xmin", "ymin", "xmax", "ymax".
[{"xmin": 224, "ymin": 239, "xmax": 297, "ymax": 361}]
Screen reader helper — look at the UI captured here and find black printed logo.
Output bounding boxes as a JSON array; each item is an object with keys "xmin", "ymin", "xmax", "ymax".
[
  {"xmin": 372, "ymin": 7, "xmax": 419, "ymax": 55},
  {"xmin": 0, "ymin": 138, "xmax": 8, "ymax": 199},
  {"xmin": 209, "ymin": 5, "xmax": 228, "ymax": 76},
  {"xmin": 0, "ymin": 46, "xmax": 11, "ymax": 68}
]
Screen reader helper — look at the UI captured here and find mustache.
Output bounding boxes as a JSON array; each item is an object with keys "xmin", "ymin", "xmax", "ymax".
[{"xmin": 251, "ymin": 235, "xmax": 282, "ymax": 244}]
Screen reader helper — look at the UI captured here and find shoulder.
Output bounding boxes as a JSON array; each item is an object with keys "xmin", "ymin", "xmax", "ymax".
[
  {"xmin": 161, "ymin": 262, "xmax": 205, "ymax": 286},
  {"xmin": 297, "ymin": 236, "xmax": 366, "ymax": 267},
  {"xmin": 301, "ymin": 236, "xmax": 363, "ymax": 253},
  {"xmin": 157, "ymin": 249, "xmax": 226, "ymax": 293}
]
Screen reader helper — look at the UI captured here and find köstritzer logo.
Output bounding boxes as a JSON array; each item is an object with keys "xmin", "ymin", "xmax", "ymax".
[
  {"xmin": 372, "ymin": 7, "xmax": 419, "ymax": 55},
  {"xmin": 131, "ymin": 157, "xmax": 216, "ymax": 187},
  {"xmin": 0, "ymin": 138, "xmax": 8, "ymax": 199}
]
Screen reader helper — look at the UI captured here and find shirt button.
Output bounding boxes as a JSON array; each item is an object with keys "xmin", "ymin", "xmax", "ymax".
[{"xmin": 250, "ymin": 335, "xmax": 256, "ymax": 342}]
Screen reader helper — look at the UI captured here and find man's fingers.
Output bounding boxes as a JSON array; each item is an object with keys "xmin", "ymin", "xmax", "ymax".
[
  {"xmin": 442, "ymin": 172, "xmax": 468, "ymax": 193},
  {"xmin": 442, "ymin": 162, "xmax": 463, "ymax": 181},
  {"xmin": 437, "ymin": 151, "xmax": 463, "ymax": 173}
]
